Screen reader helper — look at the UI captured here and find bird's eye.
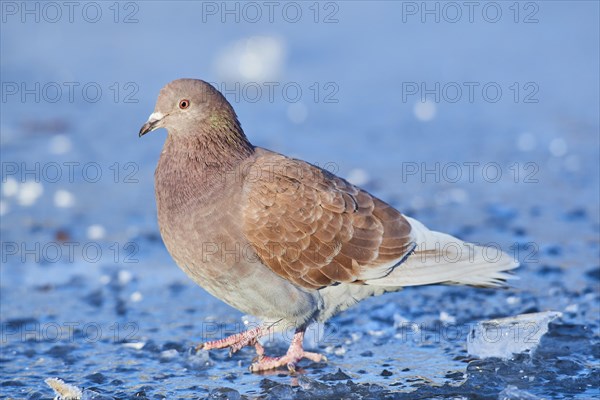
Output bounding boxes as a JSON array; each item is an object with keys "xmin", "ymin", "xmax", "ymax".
[{"xmin": 179, "ymin": 99, "xmax": 190, "ymax": 109}]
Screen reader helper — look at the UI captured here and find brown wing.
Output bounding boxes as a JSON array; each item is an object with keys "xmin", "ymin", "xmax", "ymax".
[{"xmin": 242, "ymin": 151, "xmax": 414, "ymax": 290}]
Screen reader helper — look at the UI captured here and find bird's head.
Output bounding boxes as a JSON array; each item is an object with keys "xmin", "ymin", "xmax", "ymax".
[{"xmin": 139, "ymin": 79, "xmax": 240, "ymax": 138}]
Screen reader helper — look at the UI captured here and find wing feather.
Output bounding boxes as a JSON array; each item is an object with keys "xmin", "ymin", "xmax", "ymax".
[{"xmin": 242, "ymin": 151, "xmax": 413, "ymax": 289}]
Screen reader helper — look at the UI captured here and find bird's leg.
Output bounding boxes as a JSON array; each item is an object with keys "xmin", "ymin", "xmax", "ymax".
[
  {"xmin": 249, "ymin": 328, "xmax": 327, "ymax": 373},
  {"xmin": 199, "ymin": 326, "xmax": 267, "ymax": 355}
]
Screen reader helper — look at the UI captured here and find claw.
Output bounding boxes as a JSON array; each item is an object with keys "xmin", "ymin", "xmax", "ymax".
[
  {"xmin": 287, "ymin": 362, "xmax": 297, "ymax": 373},
  {"xmin": 248, "ymin": 329, "xmax": 327, "ymax": 373},
  {"xmin": 200, "ymin": 327, "xmax": 326, "ymax": 372}
]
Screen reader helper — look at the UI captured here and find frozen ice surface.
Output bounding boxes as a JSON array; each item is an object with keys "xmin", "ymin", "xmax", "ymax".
[{"xmin": 467, "ymin": 311, "xmax": 563, "ymax": 359}]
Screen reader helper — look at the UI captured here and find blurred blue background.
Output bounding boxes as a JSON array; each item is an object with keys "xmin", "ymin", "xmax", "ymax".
[{"xmin": 1, "ymin": 1, "xmax": 599, "ymax": 398}]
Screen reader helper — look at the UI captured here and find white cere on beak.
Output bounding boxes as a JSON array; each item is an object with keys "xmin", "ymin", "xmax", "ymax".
[{"xmin": 148, "ymin": 112, "xmax": 164, "ymax": 123}]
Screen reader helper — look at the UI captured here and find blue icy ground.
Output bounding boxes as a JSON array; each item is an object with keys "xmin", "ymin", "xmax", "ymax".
[{"xmin": 1, "ymin": 1, "xmax": 599, "ymax": 399}]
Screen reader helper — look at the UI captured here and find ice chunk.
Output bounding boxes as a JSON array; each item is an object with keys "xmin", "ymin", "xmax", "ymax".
[
  {"xmin": 45, "ymin": 378, "xmax": 111, "ymax": 400},
  {"xmin": 298, "ymin": 376, "xmax": 333, "ymax": 395},
  {"xmin": 467, "ymin": 311, "xmax": 562, "ymax": 359},
  {"xmin": 122, "ymin": 341, "xmax": 145, "ymax": 350},
  {"xmin": 267, "ymin": 384, "xmax": 295, "ymax": 399},
  {"xmin": 439, "ymin": 311, "xmax": 456, "ymax": 324},
  {"xmin": 159, "ymin": 349, "xmax": 179, "ymax": 361},
  {"xmin": 46, "ymin": 378, "xmax": 82, "ymax": 400},
  {"xmin": 208, "ymin": 387, "xmax": 241, "ymax": 400},
  {"xmin": 498, "ymin": 385, "xmax": 542, "ymax": 400},
  {"xmin": 184, "ymin": 348, "xmax": 213, "ymax": 370}
]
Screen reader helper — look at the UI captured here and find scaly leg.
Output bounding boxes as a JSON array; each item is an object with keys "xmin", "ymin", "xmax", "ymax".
[
  {"xmin": 249, "ymin": 329, "xmax": 327, "ymax": 373},
  {"xmin": 199, "ymin": 326, "xmax": 266, "ymax": 355}
]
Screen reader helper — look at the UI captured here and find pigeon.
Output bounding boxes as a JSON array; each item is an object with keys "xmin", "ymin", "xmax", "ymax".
[{"xmin": 139, "ymin": 79, "xmax": 518, "ymax": 372}]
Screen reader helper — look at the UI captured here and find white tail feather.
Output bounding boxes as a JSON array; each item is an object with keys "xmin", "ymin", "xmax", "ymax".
[{"xmin": 365, "ymin": 217, "xmax": 519, "ymax": 287}]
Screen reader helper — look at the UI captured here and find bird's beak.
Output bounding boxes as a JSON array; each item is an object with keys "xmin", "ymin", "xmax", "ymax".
[{"xmin": 139, "ymin": 112, "xmax": 165, "ymax": 137}]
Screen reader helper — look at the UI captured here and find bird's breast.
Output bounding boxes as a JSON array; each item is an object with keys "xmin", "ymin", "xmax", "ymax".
[{"xmin": 151, "ymin": 157, "xmax": 327, "ymax": 325}]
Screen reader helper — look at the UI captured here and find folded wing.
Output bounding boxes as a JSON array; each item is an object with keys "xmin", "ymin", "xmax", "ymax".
[{"xmin": 242, "ymin": 151, "xmax": 414, "ymax": 290}]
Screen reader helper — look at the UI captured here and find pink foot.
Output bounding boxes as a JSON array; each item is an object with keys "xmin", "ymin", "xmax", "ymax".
[
  {"xmin": 249, "ymin": 330, "xmax": 327, "ymax": 373},
  {"xmin": 198, "ymin": 326, "xmax": 266, "ymax": 355}
]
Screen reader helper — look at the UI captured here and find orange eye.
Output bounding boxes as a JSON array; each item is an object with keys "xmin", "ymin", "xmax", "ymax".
[{"xmin": 179, "ymin": 99, "xmax": 190, "ymax": 109}]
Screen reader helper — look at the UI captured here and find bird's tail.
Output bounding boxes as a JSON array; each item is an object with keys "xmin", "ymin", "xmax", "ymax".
[{"xmin": 365, "ymin": 217, "xmax": 519, "ymax": 287}]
